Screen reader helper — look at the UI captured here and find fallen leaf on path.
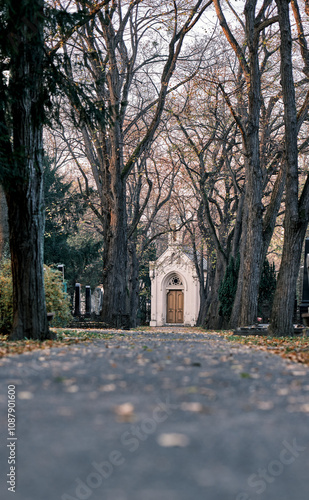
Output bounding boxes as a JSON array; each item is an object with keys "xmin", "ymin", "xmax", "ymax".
[
  {"xmin": 256, "ymin": 401, "xmax": 274, "ymax": 410},
  {"xmin": 18, "ymin": 391, "xmax": 33, "ymax": 400},
  {"xmin": 99, "ymin": 384, "xmax": 116, "ymax": 392},
  {"xmin": 277, "ymin": 388, "xmax": 289, "ymax": 396},
  {"xmin": 114, "ymin": 402, "xmax": 135, "ymax": 422},
  {"xmin": 157, "ymin": 433, "xmax": 190, "ymax": 447},
  {"xmin": 220, "ymin": 355, "xmax": 230, "ymax": 362},
  {"xmin": 65, "ymin": 385, "xmax": 79, "ymax": 393},
  {"xmin": 181, "ymin": 402, "xmax": 203, "ymax": 412}
]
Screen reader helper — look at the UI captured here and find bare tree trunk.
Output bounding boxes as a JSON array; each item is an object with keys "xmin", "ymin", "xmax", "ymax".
[
  {"xmin": 203, "ymin": 252, "xmax": 226, "ymax": 329},
  {"xmin": 196, "ymin": 290, "xmax": 208, "ymax": 327},
  {"xmin": 231, "ymin": 185, "xmax": 264, "ymax": 327},
  {"xmin": 269, "ymin": 0, "xmax": 309, "ymax": 336},
  {"xmin": 101, "ymin": 179, "xmax": 129, "ymax": 327},
  {"xmin": 229, "ymin": 1, "xmax": 264, "ymax": 327},
  {"xmin": 269, "ymin": 227, "xmax": 305, "ymax": 336}
]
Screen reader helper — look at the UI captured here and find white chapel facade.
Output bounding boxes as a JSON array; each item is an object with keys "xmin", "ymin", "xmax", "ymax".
[{"xmin": 149, "ymin": 237, "xmax": 205, "ymax": 327}]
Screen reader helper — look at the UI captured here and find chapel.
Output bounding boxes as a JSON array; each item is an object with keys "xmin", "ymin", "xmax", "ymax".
[{"xmin": 149, "ymin": 235, "xmax": 206, "ymax": 327}]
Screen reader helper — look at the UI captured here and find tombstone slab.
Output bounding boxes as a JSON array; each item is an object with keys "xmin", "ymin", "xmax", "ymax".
[
  {"xmin": 74, "ymin": 283, "xmax": 81, "ymax": 316},
  {"xmin": 300, "ymin": 238, "xmax": 309, "ymax": 323}
]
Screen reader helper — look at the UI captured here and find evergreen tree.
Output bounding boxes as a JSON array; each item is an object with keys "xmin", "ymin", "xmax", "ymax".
[
  {"xmin": 218, "ymin": 255, "xmax": 240, "ymax": 323},
  {"xmin": 0, "ymin": 0, "xmax": 51, "ymax": 339},
  {"xmin": 258, "ymin": 259, "xmax": 277, "ymax": 321},
  {"xmin": 44, "ymin": 159, "xmax": 103, "ymax": 303}
]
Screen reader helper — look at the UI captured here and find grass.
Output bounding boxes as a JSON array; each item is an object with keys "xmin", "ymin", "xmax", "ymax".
[
  {"xmin": 0, "ymin": 328, "xmax": 119, "ymax": 359},
  {"xmin": 223, "ymin": 331, "xmax": 309, "ymax": 365}
]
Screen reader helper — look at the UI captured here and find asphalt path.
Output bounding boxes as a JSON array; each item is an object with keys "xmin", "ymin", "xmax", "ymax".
[{"xmin": 0, "ymin": 328, "xmax": 309, "ymax": 500}]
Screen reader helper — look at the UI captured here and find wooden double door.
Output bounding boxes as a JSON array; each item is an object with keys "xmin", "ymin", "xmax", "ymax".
[{"xmin": 167, "ymin": 290, "xmax": 184, "ymax": 324}]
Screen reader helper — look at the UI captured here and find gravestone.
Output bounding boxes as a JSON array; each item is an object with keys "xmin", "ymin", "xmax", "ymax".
[
  {"xmin": 300, "ymin": 238, "xmax": 309, "ymax": 323},
  {"xmin": 93, "ymin": 287, "xmax": 103, "ymax": 315},
  {"xmin": 74, "ymin": 283, "xmax": 81, "ymax": 316},
  {"xmin": 85, "ymin": 286, "xmax": 91, "ymax": 317}
]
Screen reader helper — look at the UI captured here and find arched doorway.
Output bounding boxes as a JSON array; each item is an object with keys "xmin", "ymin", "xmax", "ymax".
[
  {"xmin": 165, "ymin": 273, "xmax": 184, "ymax": 324},
  {"xmin": 167, "ymin": 290, "xmax": 184, "ymax": 323}
]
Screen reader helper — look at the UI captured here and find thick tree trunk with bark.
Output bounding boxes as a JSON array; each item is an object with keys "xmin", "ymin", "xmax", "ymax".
[
  {"xmin": 6, "ymin": 181, "xmax": 49, "ymax": 340},
  {"xmin": 230, "ymin": 181, "xmax": 264, "ymax": 327},
  {"xmin": 196, "ymin": 288, "xmax": 208, "ymax": 327},
  {"xmin": 203, "ymin": 252, "xmax": 226, "ymax": 329},
  {"xmin": 269, "ymin": 0, "xmax": 308, "ymax": 336},
  {"xmin": 229, "ymin": 1, "xmax": 264, "ymax": 327},
  {"xmin": 101, "ymin": 179, "xmax": 129, "ymax": 327},
  {"xmin": 269, "ymin": 225, "xmax": 305, "ymax": 336},
  {"xmin": 0, "ymin": 0, "xmax": 52, "ymax": 340}
]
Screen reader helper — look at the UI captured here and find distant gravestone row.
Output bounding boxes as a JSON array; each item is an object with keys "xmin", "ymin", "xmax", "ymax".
[
  {"xmin": 74, "ymin": 283, "xmax": 103, "ymax": 317},
  {"xmin": 300, "ymin": 238, "xmax": 309, "ymax": 325}
]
